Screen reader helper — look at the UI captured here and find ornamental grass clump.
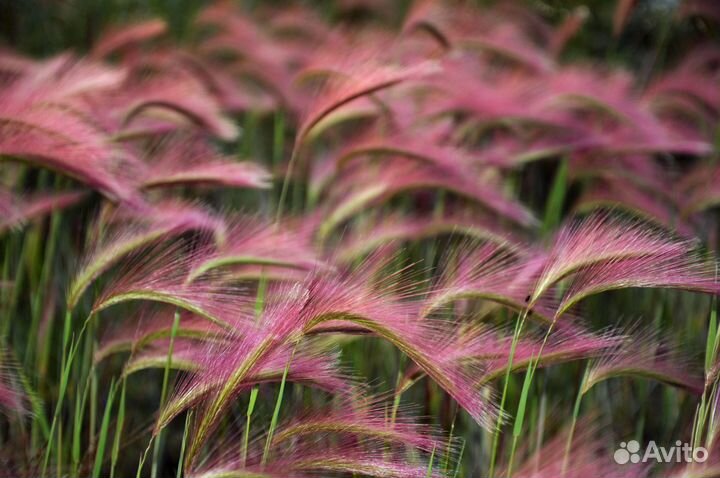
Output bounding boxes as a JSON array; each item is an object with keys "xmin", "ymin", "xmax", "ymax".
[{"xmin": 0, "ymin": 1, "xmax": 719, "ymax": 477}]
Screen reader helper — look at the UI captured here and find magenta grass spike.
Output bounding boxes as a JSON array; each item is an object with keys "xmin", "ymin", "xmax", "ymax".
[
  {"xmin": 92, "ymin": 242, "xmax": 255, "ymax": 329},
  {"xmin": 528, "ymin": 212, "xmax": 706, "ymax": 307},
  {"xmin": 123, "ymin": 337, "xmax": 352, "ymax": 396},
  {"xmin": 91, "ymin": 19, "xmax": 168, "ymax": 59},
  {"xmin": 317, "ymin": 158, "xmax": 537, "ymax": 236},
  {"xmin": 159, "ymin": 264, "xmax": 500, "ymax": 465},
  {"xmin": 573, "ymin": 179, "xmax": 693, "ymax": 236},
  {"xmin": 293, "ymin": 54, "xmax": 438, "ymax": 152},
  {"xmin": 584, "ymin": 325, "xmax": 705, "ymax": 394},
  {"xmin": 68, "ymin": 199, "xmax": 225, "ymax": 309},
  {"xmin": 506, "ymin": 418, "xmax": 647, "ymax": 478},
  {"xmin": 0, "ymin": 57, "xmax": 137, "ymax": 202},
  {"xmin": 335, "ymin": 210, "xmax": 524, "ymax": 262},
  {"xmin": 186, "ymin": 216, "xmax": 323, "ymax": 282},
  {"xmin": 188, "ymin": 396, "xmax": 449, "ymax": 478},
  {"xmin": 95, "ymin": 308, "xmax": 227, "ymax": 363},
  {"xmin": 118, "ymin": 70, "xmax": 239, "ymax": 141},
  {"xmin": 139, "ymin": 135, "xmax": 271, "ymax": 190}
]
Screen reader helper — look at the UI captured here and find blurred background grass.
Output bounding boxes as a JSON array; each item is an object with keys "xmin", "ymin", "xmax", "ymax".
[{"xmin": 1, "ymin": 1, "xmax": 714, "ymax": 59}]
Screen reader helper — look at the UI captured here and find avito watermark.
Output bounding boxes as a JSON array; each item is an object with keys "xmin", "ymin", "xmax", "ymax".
[{"xmin": 614, "ymin": 440, "xmax": 708, "ymax": 465}]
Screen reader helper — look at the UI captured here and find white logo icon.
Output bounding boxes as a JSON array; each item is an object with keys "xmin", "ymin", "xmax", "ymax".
[{"xmin": 614, "ymin": 440, "xmax": 641, "ymax": 464}]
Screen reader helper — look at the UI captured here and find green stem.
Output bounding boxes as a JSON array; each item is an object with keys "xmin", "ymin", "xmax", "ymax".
[
  {"xmin": 562, "ymin": 366, "xmax": 588, "ymax": 477},
  {"xmin": 177, "ymin": 410, "xmax": 193, "ymax": 478},
  {"xmin": 507, "ymin": 434, "xmax": 519, "ymax": 478},
  {"xmin": 453, "ymin": 439, "xmax": 466, "ymax": 478},
  {"xmin": 135, "ymin": 438, "xmax": 154, "ymax": 478},
  {"xmin": 72, "ymin": 370, "xmax": 92, "ymax": 477},
  {"xmin": 506, "ymin": 319, "xmax": 560, "ymax": 476},
  {"xmin": 151, "ymin": 311, "xmax": 181, "ymax": 478},
  {"xmin": 487, "ymin": 309, "xmax": 529, "ymax": 478},
  {"xmin": 275, "ymin": 151, "xmax": 297, "ymax": 223},
  {"xmin": 42, "ymin": 316, "xmax": 91, "ymax": 476},
  {"xmin": 92, "ymin": 379, "xmax": 117, "ymax": 478},
  {"xmin": 426, "ymin": 445, "xmax": 436, "ymax": 477},
  {"xmin": 110, "ymin": 377, "xmax": 127, "ymax": 478},
  {"xmin": 443, "ymin": 413, "xmax": 457, "ymax": 473},
  {"xmin": 390, "ymin": 355, "xmax": 408, "ymax": 425},
  {"xmin": 243, "ymin": 387, "xmax": 259, "ymax": 466},
  {"xmin": 262, "ymin": 344, "xmax": 297, "ymax": 466}
]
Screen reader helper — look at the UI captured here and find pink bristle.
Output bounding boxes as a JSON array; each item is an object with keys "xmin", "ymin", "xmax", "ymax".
[
  {"xmin": 269, "ymin": 399, "xmax": 441, "ymax": 453},
  {"xmin": 584, "ymin": 325, "xmax": 704, "ymax": 394},
  {"xmin": 0, "ymin": 76, "xmax": 137, "ymax": 203},
  {"xmin": 558, "ymin": 253, "xmax": 719, "ymax": 319},
  {"xmin": 119, "ymin": 71, "xmax": 239, "ymax": 141},
  {"xmin": 404, "ymin": 1, "xmax": 553, "ymax": 72},
  {"xmin": 550, "ymin": 7, "xmax": 589, "ymax": 57},
  {"xmin": 190, "ymin": 395, "xmax": 448, "ymax": 478},
  {"xmin": 679, "ymin": 164, "xmax": 720, "ymax": 215},
  {"xmin": 8, "ymin": 54, "xmax": 125, "ymax": 103},
  {"xmin": 140, "ymin": 135, "xmax": 271, "ymax": 190},
  {"xmin": 92, "ymin": 19, "xmax": 168, "ymax": 59},
  {"xmin": 95, "ymin": 308, "xmax": 227, "ymax": 363},
  {"xmin": 318, "ymin": 157, "xmax": 537, "ymax": 234},
  {"xmin": 423, "ymin": 58, "xmax": 568, "ymax": 129},
  {"xmin": 529, "ymin": 212, "xmax": 696, "ymax": 307},
  {"xmin": 0, "ymin": 188, "xmax": 86, "ymax": 233},
  {"xmin": 0, "ymin": 48, "xmax": 36, "ymax": 77},
  {"xmin": 573, "ymin": 178, "xmax": 692, "ymax": 236},
  {"xmin": 125, "ymin": 338, "xmax": 351, "ymax": 396},
  {"xmin": 646, "ymin": 69, "xmax": 720, "ymax": 116},
  {"xmin": 68, "ymin": 200, "xmax": 225, "ymax": 309},
  {"xmin": 293, "ymin": 51, "xmax": 438, "ymax": 152},
  {"xmin": 193, "ymin": 451, "xmax": 440, "ymax": 478},
  {"xmin": 174, "ymin": 52, "xmax": 278, "ymax": 113},
  {"xmin": 479, "ymin": 326, "xmax": 622, "ymax": 384},
  {"xmin": 568, "ymin": 153, "xmax": 673, "ymax": 199},
  {"xmin": 333, "ymin": 130, "xmax": 480, "ymax": 179},
  {"xmin": 0, "ymin": 379, "xmax": 25, "ymax": 416},
  {"xmin": 0, "ymin": 347, "xmax": 27, "ymax": 416},
  {"xmin": 161, "ymin": 265, "xmax": 498, "ymax": 463},
  {"xmin": 399, "ymin": 322, "xmax": 617, "ymax": 389},
  {"xmin": 422, "ymin": 244, "xmax": 560, "ymax": 323},
  {"xmin": 334, "ymin": 210, "xmax": 525, "ymax": 263},
  {"xmin": 187, "ymin": 216, "xmax": 323, "ymax": 282},
  {"xmin": 103, "ymin": 199, "xmax": 226, "ymax": 234},
  {"xmin": 92, "ymin": 242, "xmax": 254, "ymax": 330},
  {"xmin": 507, "ymin": 417, "xmax": 648, "ymax": 478},
  {"xmin": 196, "ymin": 3, "xmax": 298, "ymax": 70}
]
